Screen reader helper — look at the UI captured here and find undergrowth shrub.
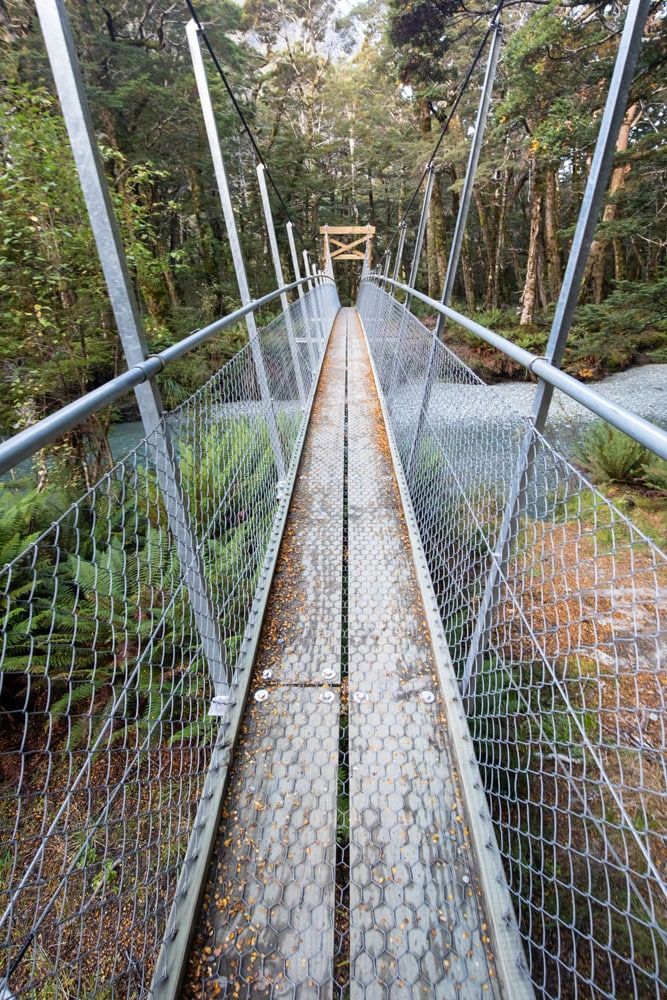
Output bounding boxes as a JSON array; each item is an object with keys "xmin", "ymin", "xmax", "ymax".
[
  {"xmin": 575, "ymin": 423, "xmax": 650, "ymax": 485},
  {"xmin": 0, "ymin": 412, "xmax": 285, "ymax": 745},
  {"xmin": 643, "ymin": 457, "xmax": 667, "ymax": 495}
]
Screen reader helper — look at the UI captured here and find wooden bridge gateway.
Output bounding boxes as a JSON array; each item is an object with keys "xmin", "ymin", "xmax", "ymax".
[
  {"xmin": 321, "ymin": 226, "xmax": 376, "ymax": 266},
  {"xmin": 0, "ymin": 2, "xmax": 665, "ymax": 1000}
]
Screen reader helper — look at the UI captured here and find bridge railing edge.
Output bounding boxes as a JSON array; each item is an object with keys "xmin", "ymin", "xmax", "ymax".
[
  {"xmin": 356, "ymin": 306, "xmax": 536, "ymax": 1000},
  {"xmin": 149, "ymin": 300, "xmax": 341, "ymax": 1000}
]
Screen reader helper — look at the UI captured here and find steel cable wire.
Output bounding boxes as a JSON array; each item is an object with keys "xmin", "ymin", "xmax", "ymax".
[{"xmin": 183, "ymin": 0, "xmax": 308, "ymax": 252}]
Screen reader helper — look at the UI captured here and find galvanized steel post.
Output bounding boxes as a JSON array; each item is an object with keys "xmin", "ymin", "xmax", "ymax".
[
  {"xmin": 35, "ymin": 0, "xmax": 231, "ymax": 715},
  {"xmin": 302, "ymin": 250, "xmax": 314, "ymax": 292},
  {"xmin": 392, "ymin": 222, "xmax": 408, "ymax": 287},
  {"xmin": 406, "ymin": 13, "xmax": 503, "ymax": 479},
  {"xmin": 186, "ymin": 18, "xmax": 286, "ymax": 482},
  {"xmin": 385, "ymin": 164, "xmax": 436, "ymax": 400},
  {"xmin": 287, "ymin": 222, "xmax": 305, "ymax": 298},
  {"xmin": 323, "ymin": 227, "xmax": 335, "ymax": 279},
  {"xmin": 306, "ymin": 251, "xmax": 327, "ymax": 339},
  {"xmin": 256, "ymin": 164, "xmax": 306, "ymax": 406},
  {"xmin": 287, "ymin": 224, "xmax": 318, "ymax": 367},
  {"xmin": 301, "ymin": 251, "xmax": 320, "ymax": 343},
  {"xmin": 461, "ymin": 0, "xmax": 652, "ymax": 700}
]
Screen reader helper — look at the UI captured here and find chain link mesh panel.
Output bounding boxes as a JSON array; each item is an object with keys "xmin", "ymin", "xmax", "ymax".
[
  {"xmin": 0, "ymin": 283, "xmax": 339, "ymax": 998},
  {"xmin": 358, "ymin": 279, "xmax": 667, "ymax": 1000}
]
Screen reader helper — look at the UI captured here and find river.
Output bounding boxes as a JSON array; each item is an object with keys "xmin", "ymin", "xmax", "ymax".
[{"xmin": 2, "ymin": 364, "xmax": 664, "ymax": 485}]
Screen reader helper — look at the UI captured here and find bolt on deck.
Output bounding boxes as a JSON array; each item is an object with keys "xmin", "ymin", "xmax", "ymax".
[{"xmin": 183, "ymin": 309, "xmax": 501, "ymax": 998}]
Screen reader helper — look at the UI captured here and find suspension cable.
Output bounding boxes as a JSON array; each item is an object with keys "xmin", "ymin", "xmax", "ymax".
[
  {"xmin": 383, "ymin": 0, "xmax": 504, "ymax": 259},
  {"xmin": 184, "ymin": 0, "xmax": 307, "ymax": 250}
]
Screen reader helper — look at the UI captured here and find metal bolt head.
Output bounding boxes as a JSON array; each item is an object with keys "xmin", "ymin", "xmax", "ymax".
[
  {"xmin": 421, "ymin": 690, "xmax": 435, "ymax": 704},
  {"xmin": 254, "ymin": 689, "xmax": 269, "ymax": 703},
  {"xmin": 262, "ymin": 669, "xmax": 273, "ymax": 681},
  {"xmin": 322, "ymin": 666, "xmax": 336, "ymax": 680},
  {"xmin": 320, "ymin": 690, "xmax": 335, "ymax": 704},
  {"xmin": 352, "ymin": 691, "xmax": 367, "ymax": 704}
]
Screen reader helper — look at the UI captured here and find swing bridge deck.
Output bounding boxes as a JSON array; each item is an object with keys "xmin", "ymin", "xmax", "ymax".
[{"xmin": 180, "ymin": 309, "xmax": 506, "ymax": 999}]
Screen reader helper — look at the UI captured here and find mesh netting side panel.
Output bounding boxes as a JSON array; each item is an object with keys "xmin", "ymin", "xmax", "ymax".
[
  {"xmin": 359, "ymin": 282, "xmax": 667, "ymax": 1000},
  {"xmin": 0, "ymin": 286, "xmax": 339, "ymax": 998}
]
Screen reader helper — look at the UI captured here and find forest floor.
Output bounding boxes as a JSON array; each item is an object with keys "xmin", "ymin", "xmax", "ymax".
[{"xmin": 417, "ymin": 310, "xmax": 667, "ymax": 386}]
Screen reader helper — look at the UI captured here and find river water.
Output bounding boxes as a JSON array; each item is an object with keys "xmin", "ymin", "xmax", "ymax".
[
  {"xmin": 490, "ymin": 363, "xmax": 666, "ymax": 443},
  {"xmin": 3, "ymin": 364, "xmax": 664, "ymax": 484}
]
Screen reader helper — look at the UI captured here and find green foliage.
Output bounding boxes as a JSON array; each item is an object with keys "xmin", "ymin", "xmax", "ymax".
[
  {"xmin": 0, "ymin": 86, "xmax": 113, "ymax": 440},
  {"xmin": 570, "ymin": 275, "xmax": 667, "ymax": 371},
  {"xmin": 2, "ymin": 0, "xmax": 665, "ymax": 434},
  {"xmin": 643, "ymin": 457, "xmax": 667, "ymax": 496},
  {"xmin": 387, "ymin": 0, "xmax": 463, "ymax": 91},
  {"xmin": 575, "ymin": 423, "xmax": 650, "ymax": 486},
  {"xmin": 0, "ymin": 412, "xmax": 283, "ymax": 746}
]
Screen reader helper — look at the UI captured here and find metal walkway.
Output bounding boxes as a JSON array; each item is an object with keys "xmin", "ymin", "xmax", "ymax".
[{"xmin": 182, "ymin": 309, "xmax": 499, "ymax": 998}]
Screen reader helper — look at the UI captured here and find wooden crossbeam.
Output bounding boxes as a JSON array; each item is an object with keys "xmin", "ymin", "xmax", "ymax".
[
  {"xmin": 320, "ymin": 225, "xmax": 376, "ymax": 235},
  {"xmin": 329, "ymin": 235, "xmax": 370, "ymax": 254},
  {"xmin": 322, "ymin": 223, "xmax": 374, "ymax": 269}
]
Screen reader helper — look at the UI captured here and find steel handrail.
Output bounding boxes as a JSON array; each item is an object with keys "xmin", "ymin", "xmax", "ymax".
[
  {"xmin": 364, "ymin": 274, "xmax": 667, "ymax": 462},
  {"xmin": 0, "ymin": 277, "xmax": 334, "ymax": 477}
]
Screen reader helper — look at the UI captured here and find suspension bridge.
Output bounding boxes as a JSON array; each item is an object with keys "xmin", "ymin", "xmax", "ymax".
[{"xmin": 1, "ymin": 1, "xmax": 665, "ymax": 998}]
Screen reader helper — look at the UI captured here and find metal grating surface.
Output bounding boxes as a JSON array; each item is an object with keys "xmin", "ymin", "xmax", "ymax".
[
  {"xmin": 270, "ymin": 318, "xmax": 345, "ymax": 687},
  {"xmin": 183, "ymin": 685, "xmax": 340, "ymax": 998},
  {"xmin": 182, "ymin": 310, "xmax": 508, "ymax": 998},
  {"xmin": 346, "ymin": 313, "xmax": 500, "ymax": 999},
  {"xmin": 182, "ymin": 311, "xmax": 348, "ymax": 998}
]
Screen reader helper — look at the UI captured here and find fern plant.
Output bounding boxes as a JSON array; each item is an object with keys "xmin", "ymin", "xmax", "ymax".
[
  {"xmin": 1, "ymin": 411, "xmax": 289, "ymax": 749},
  {"xmin": 642, "ymin": 456, "xmax": 667, "ymax": 495},
  {"xmin": 575, "ymin": 422, "xmax": 650, "ymax": 486}
]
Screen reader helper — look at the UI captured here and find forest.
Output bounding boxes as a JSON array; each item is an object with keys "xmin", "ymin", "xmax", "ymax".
[{"xmin": 0, "ymin": 0, "xmax": 666, "ymax": 479}]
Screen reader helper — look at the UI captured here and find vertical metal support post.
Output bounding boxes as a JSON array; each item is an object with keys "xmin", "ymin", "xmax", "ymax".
[
  {"xmin": 256, "ymin": 164, "xmax": 306, "ymax": 406},
  {"xmin": 461, "ymin": 0, "xmax": 651, "ymax": 700},
  {"xmin": 302, "ymin": 250, "xmax": 314, "ymax": 291},
  {"xmin": 406, "ymin": 14, "xmax": 503, "ymax": 479},
  {"xmin": 303, "ymin": 251, "xmax": 325, "ymax": 341},
  {"xmin": 383, "ymin": 252, "xmax": 392, "ymax": 278},
  {"xmin": 324, "ymin": 228, "xmax": 335, "ymax": 279},
  {"xmin": 385, "ymin": 164, "xmax": 436, "ymax": 399},
  {"xmin": 392, "ymin": 222, "xmax": 408, "ymax": 287},
  {"xmin": 287, "ymin": 222, "xmax": 304, "ymax": 297},
  {"xmin": 407, "ymin": 165, "xmax": 436, "ymax": 310},
  {"xmin": 287, "ymin": 224, "xmax": 317, "ymax": 368},
  {"xmin": 186, "ymin": 19, "xmax": 286, "ymax": 482},
  {"xmin": 35, "ymin": 0, "xmax": 231, "ymax": 713},
  {"xmin": 361, "ymin": 252, "xmax": 369, "ymax": 281}
]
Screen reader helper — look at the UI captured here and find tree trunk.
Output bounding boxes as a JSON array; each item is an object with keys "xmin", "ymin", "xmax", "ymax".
[
  {"xmin": 520, "ymin": 158, "xmax": 543, "ymax": 326},
  {"xmin": 419, "ymin": 98, "xmax": 432, "ymax": 134},
  {"xmin": 426, "ymin": 218, "xmax": 437, "ymax": 297},
  {"xmin": 474, "ymin": 190, "xmax": 493, "ymax": 307},
  {"xmin": 586, "ymin": 103, "xmax": 642, "ymax": 303},
  {"xmin": 489, "ymin": 168, "xmax": 510, "ymax": 310},
  {"xmin": 461, "ymin": 237, "xmax": 476, "ymax": 310},
  {"xmin": 430, "ymin": 175, "xmax": 447, "ymax": 291},
  {"xmin": 544, "ymin": 167, "xmax": 561, "ymax": 302}
]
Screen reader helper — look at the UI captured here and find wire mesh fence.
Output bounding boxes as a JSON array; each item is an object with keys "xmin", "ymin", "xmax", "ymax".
[
  {"xmin": 0, "ymin": 282, "xmax": 338, "ymax": 999},
  {"xmin": 358, "ymin": 278, "xmax": 667, "ymax": 1000}
]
